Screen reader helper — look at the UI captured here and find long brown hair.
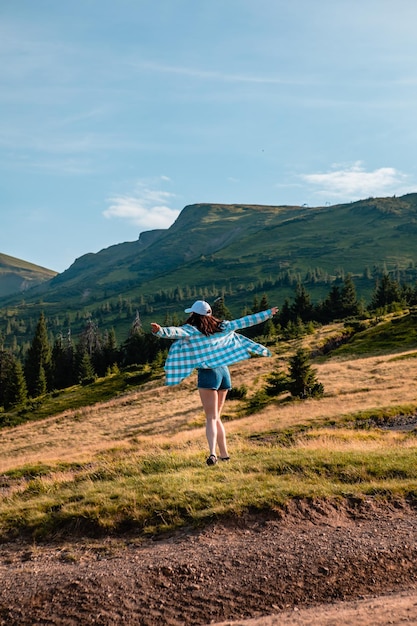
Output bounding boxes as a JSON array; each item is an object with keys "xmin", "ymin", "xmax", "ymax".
[{"xmin": 185, "ymin": 313, "xmax": 223, "ymax": 336}]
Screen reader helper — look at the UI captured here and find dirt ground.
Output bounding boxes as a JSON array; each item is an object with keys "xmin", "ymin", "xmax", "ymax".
[{"xmin": 1, "ymin": 498, "xmax": 417, "ymax": 625}]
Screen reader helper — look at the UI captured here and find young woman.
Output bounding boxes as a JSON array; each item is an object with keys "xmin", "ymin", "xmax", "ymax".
[{"xmin": 151, "ymin": 300, "xmax": 278, "ymax": 465}]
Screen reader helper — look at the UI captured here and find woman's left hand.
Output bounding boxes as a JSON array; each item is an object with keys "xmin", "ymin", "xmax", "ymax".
[{"xmin": 270, "ymin": 307, "xmax": 279, "ymax": 316}]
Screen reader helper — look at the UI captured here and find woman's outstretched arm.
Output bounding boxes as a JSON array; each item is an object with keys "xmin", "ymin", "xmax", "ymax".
[{"xmin": 225, "ymin": 307, "xmax": 279, "ymax": 332}]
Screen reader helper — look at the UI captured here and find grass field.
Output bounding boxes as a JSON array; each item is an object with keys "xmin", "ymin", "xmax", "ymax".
[{"xmin": 1, "ymin": 320, "xmax": 417, "ymax": 541}]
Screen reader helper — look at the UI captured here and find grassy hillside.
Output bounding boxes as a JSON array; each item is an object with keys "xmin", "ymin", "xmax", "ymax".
[
  {"xmin": 2, "ymin": 194, "xmax": 417, "ymax": 352},
  {"xmin": 1, "ymin": 316, "xmax": 417, "ymax": 540},
  {"xmin": 0, "ymin": 253, "xmax": 57, "ymax": 298}
]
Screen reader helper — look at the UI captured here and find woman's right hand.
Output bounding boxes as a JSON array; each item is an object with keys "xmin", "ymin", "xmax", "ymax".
[{"xmin": 151, "ymin": 323, "xmax": 161, "ymax": 333}]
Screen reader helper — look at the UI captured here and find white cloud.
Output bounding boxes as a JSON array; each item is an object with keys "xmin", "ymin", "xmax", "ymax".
[
  {"xmin": 301, "ymin": 162, "xmax": 413, "ymax": 200},
  {"xmin": 103, "ymin": 180, "xmax": 179, "ymax": 231}
]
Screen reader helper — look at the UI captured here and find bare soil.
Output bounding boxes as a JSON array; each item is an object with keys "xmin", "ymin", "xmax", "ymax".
[{"xmin": 1, "ymin": 497, "xmax": 417, "ymax": 625}]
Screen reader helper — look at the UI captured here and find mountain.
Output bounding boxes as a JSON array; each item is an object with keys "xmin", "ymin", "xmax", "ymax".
[
  {"xmin": 1, "ymin": 193, "xmax": 417, "ymax": 349},
  {"xmin": 26, "ymin": 193, "xmax": 417, "ymax": 297},
  {"xmin": 0, "ymin": 253, "xmax": 57, "ymax": 298},
  {"xmin": 39, "ymin": 202, "xmax": 306, "ymax": 295}
]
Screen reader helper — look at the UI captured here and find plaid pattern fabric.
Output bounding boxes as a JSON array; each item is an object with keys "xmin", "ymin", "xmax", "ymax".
[{"xmin": 156, "ymin": 309, "xmax": 274, "ymax": 385}]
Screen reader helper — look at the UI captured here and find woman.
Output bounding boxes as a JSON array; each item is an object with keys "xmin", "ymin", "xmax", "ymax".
[{"xmin": 151, "ymin": 300, "xmax": 278, "ymax": 466}]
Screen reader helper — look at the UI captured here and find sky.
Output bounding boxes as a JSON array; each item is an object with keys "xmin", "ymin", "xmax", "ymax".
[{"xmin": 1, "ymin": 0, "xmax": 417, "ymax": 273}]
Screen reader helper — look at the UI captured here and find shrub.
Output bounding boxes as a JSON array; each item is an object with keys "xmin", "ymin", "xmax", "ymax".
[
  {"xmin": 227, "ymin": 384, "xmax": 248, "ymax": 400},
  {"xmin": 245, "ymin": 390, "xmax": 270, "ymax": 414},
  {"xmin": 264, "ymin": 369, "xmax": 290, "ymax": 397}
]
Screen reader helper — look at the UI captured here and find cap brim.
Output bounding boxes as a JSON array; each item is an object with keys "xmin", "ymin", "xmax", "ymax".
[{"xmin": 184, "ymin": 308, "xmax": 193, "ymax": 313}]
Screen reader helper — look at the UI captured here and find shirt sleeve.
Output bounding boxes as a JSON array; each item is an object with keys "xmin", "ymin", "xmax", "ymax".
[
  {"xmin": 155, "ymin": 325, "xmax": 192, "ymax": 339},
  {"xmin": 223, "ymin": 309, "xmax": 273, "ymax": 332}
]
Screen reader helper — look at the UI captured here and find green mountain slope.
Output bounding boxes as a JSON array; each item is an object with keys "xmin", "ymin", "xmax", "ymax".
[
  {"xmin": 0, "ymin": 253, "xmax": 57, "ymax": 298},
  {"xmin": 39, "ymin": 203, "xmax": 305, "ymax": 295},
  {"xmin": 1, "ymin": 193, "xmax": 417, "ymax": 350},
  {"xmin": 213, "ymin": 194, "xmax": 417, "ymax": 275},
  {"xmin": 52, "ymin": 194, "xmax": 417, "ymax": 295}
]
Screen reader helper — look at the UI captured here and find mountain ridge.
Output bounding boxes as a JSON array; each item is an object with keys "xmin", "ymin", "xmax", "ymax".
[
  {"xmin": 1, "ymin": 193, "xmax": 417, "ymax": 351},
  {"xmin": 0, "ymin": 252, "xmax": 57, "ymax": 298}
]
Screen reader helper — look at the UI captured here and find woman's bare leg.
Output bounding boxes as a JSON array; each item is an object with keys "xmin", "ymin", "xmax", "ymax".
[
  {"xmin": 199, "ymin": 388, "xmax": 219, "ymax": 456},
  {"xmin": 199, "ymin": 388, "xmax": 230, "ymax": 458},
  {"xmin": 216, "ymin": 389, "xmax": 229, "ymax": 458}
]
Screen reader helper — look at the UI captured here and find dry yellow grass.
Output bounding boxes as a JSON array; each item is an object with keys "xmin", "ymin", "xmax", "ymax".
[{"xmin": 1, "ymin": 344, "xmax": 417, "ymax": 474}]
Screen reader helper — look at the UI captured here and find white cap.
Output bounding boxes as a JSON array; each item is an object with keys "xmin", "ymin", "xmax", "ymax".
[{"xmin": 184, "ymin": 300, "xmax": 212, "ymax": 316}]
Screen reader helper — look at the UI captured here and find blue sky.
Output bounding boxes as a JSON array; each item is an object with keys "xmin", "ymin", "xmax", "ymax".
[{"xmin": 1, "ymin": 0, "xmax": 417, "ymax": 273}]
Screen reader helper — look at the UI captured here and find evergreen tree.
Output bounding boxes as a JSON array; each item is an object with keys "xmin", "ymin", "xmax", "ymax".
[
  {"xmin": 340, "ymin": 274, "xmax": 360, "ymax": 317},
  {"xmin": 319, "ymin": 284, "xmax": 343, "ymax": 322},
  {"xmin": 102, "ymin": 328, "xmax": 119, "ymax": 372},
  {"xmin": 284, "ymin": 317, "xmax": 305, "ymax": 339},
  {"xmin": 78, "ymin": 318, "xmax": 103, "ymax": 376},
  {"xmin": 288, "ymin": 348, "xmax": 324, "ymax": 398},
  {"xmin": 123, "ymin": 313, "xmax": 145, "ymax": 366},
  {"xmin": 4, "ymin": 358, "xmax": 27, "ymax": 409},
  {"xmin": 34, "ymin": 364, "xmax": 47, "ymax": 397},
  {"xmin": 278, "ymin": 299, "xmax": 292, "ymax": 327},
  {"xmin": 259, "ymin": 293, "xmax": 269, "ymax": 311},
  {"xmin": 77, "ymin": 351, "xmax": 96, "ymax": 385},
  {"xmin": 370, "ymin": 273, "xmax": 402, "ymax": 309},
  {"xmin": 265, "ymin": 366, "xmax": 290, "ymax": 397},
  {"xmin": 250, "ymin": 292, "xmax": 270, "ymax": 334},
  {"xmin": 24, "ymin": 312, "xmax": 52, "ymax": 397},
  {"xmin": 131, "ymin": 310, "xmax": 143, "ymax": 335},
  {"xmin": 262, "ymin": 318, "xmax": 276, "ymax": 337},
  {"xmin": 212, "ymin": 297, "xmax": 232, "ymax": 320},
  {"xmin": 122, "ymin": 313, "xmax": 162, "ymax": 367},
  {"xmin": 0, "ymin": 350, "xmax": 13, "ymax": 407},
  {"xmin": 409, "ymin": 282, "xmax": 417, "ymax": 306},
  {"xmin": 252, "ymin": 295, "xmax": 260, "ymax": 313},
  {"xmin": 1, "ymin": 355, "xmax": 27, "ymax": 409},
  {"xmin": 51, "ymin": 331, "xmax": 75, "ymax": 389},
  {"xmin": 291, "ymin": 284, "xmax": 314, "ymax": 322},
  {"xmin": 80, "ymin": 317, "xmax": 102, "ymax": 357},
  {"xmin": 318, "ymin": 275, "xmax": 361, "ymax": 322}
]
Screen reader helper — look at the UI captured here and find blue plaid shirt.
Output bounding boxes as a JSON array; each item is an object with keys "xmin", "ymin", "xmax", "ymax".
[{"xmin": 155, "ymin": 309, "xmax": 274, "ymax": 385}]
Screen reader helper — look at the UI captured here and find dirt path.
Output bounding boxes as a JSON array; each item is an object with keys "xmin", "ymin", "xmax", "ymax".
[
  {"xmin": 1, "ymin": 498, "xmax": 417, "ymax": 625},
  {"xmin": 213, "ymin": 591, "xmax": 417, "ymax": 625}
]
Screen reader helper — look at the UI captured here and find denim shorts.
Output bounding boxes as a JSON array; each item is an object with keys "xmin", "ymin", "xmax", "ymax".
[{"xmin": 197, "ymin": 366, "xmax": 232, "ymax": 390}]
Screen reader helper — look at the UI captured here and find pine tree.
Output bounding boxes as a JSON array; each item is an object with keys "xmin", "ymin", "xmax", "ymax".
[
  {"xmin": 102, "ymin": 328, "xmax": 119, "ymax": 372},
  {"xmin": 340, "ymin": 274, "xmax": 360, "ymax": 317},
  {"xmin": 131, "ymin": 311, "xmax": 143, "ymax": 335},
  {"xmin": 80, "ymin": 317, "xmax": 101, "ymax": 357},
  {"xmin": 0, "ymin": 350, "xmax": 14, "ymax": 407},
  {"xmin": 78, "ymin": 317, "xmax": 104, "ymax": 375},
  {"xmin": 78, "ymin": 352, "xmax": 96, "ymax": 385},
  {"xmin": 291, "ymin": 284, "xmax": 314, "ymax": 322},
  {"xmin": 262, "ymin": 318, "xmax": 275, "ymax": 337},
  {"xmin": 321, "ymin": 284, "xmax": 343, "ymax": 321},
  {"xmin": 5, "ymin": 358, "xmax": 27, "ymax": 408},
  {"xmin": 122, "ymin": 313, "xmax": 163, "ymax": 367},
  {"xmin": 212, "ymin": 297, "xmax": 232, "ymax": 320},
  {"xmin": 1, "ymin": 351, "xmax": 27, "ymax": 409},
  {"xmin": 278, "ymin": 299, "xmax": 292, "ymax": 327},
  {"xmin": 51, "ymin": 331, "xmax": 75, "ymax": 389},
  {"xmin": 259, "ymin": 293, "xmax": 269, "ymax": 311},
  {"xmin": 371, "ymin": 273, "xmax": 402, "ymax": 309},
  {"xmin": 265, "ymin": 366, "xmax": 290, "ymax": 397},
  {"xmin": 288, "ymin": 348, "xmax": 324, "ymax": 398},
  {"xmin": 34, "ymin": 363, "xmax": 47, "ymax": 397},
  {"xmin": 252, "ymin": 295, "xmax": 260, "ymax": 313},
  {"xmin": 24, "ymin": 312, "xmax": 52, "ymax": 397}
]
